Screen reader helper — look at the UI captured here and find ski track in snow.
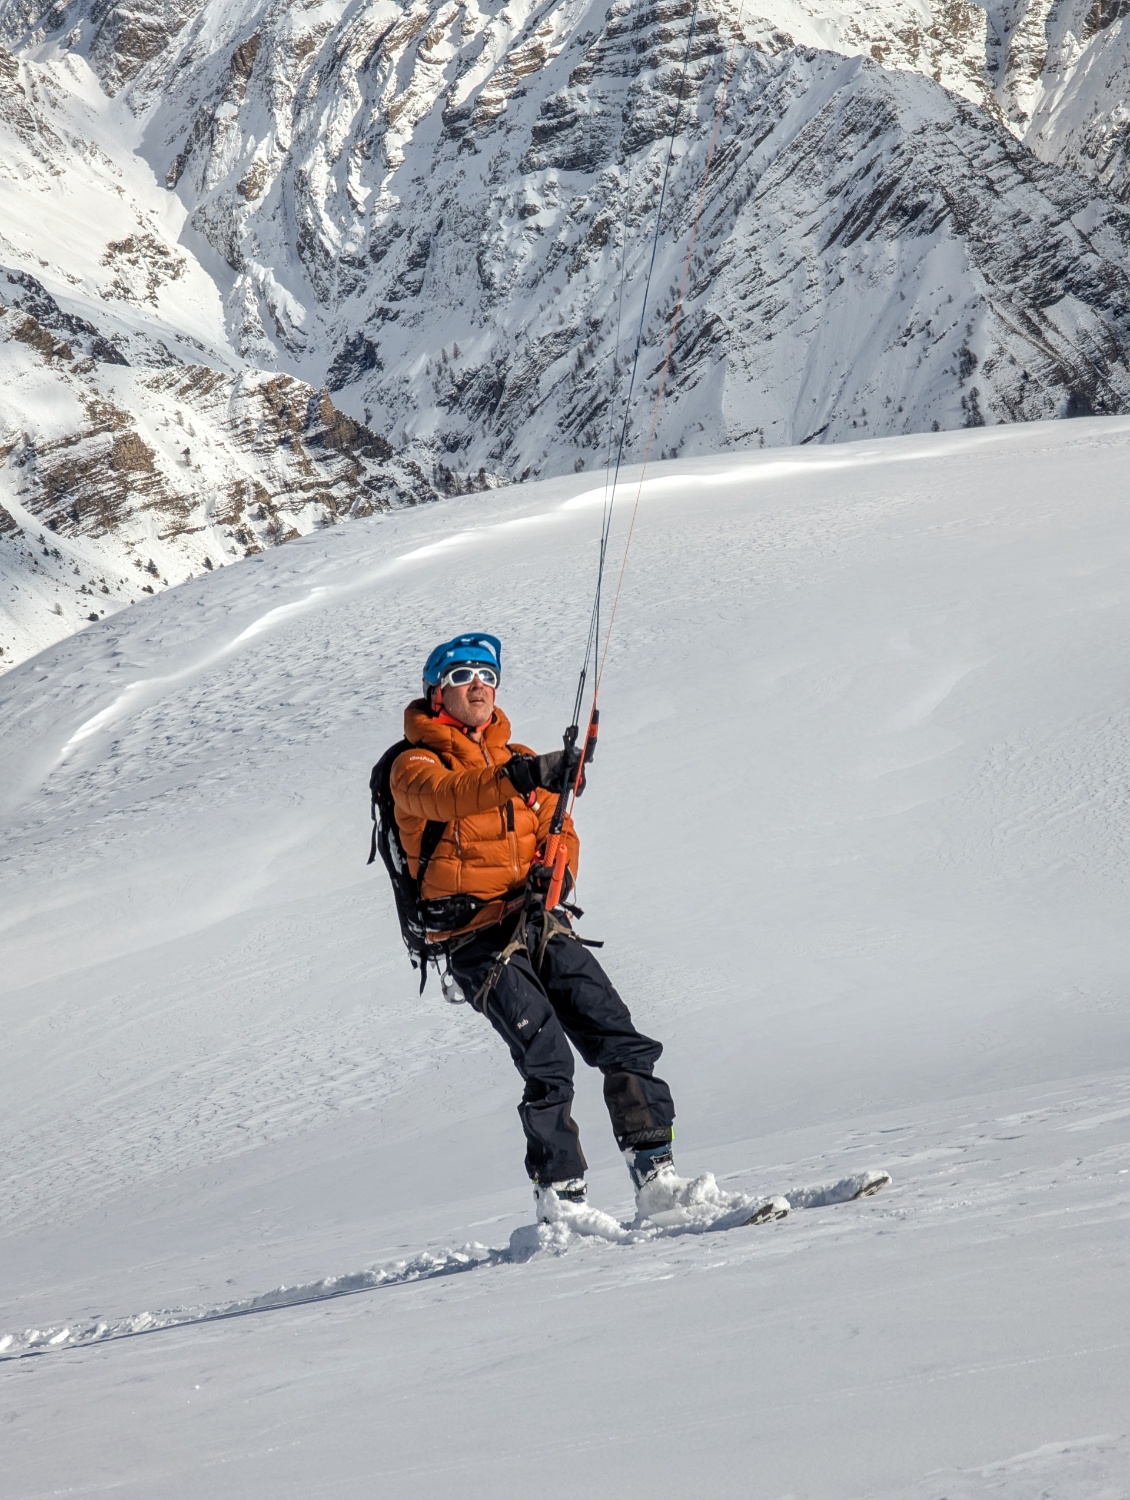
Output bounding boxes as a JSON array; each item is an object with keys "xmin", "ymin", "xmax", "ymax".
[
  {"xmin": 26, "ymin": 422, "xmax": 1032, "ymax": 778},
  {"xmin": 49, "ymin": 435, "xmax": 991, "ymax": 769},
  {"xmin": 0, "ymin": 1172, "xmax": 885, "ymax": 1361}
]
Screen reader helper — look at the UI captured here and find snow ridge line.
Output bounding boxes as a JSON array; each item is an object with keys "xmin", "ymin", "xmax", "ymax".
[
  {"xmin": 34, "ymin": 423, "xmax": 1055, "ymax": 782},
  {"xmin": 56, "ymin": 423, "xmax": 1035, "ymax": 758},
  {"xmin": 0, "ymin": 1170, "xmax": 889, "ymax": 1361}
]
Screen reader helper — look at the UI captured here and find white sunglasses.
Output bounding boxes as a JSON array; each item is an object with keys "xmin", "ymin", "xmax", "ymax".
[{"xmin": 439, "ymin": 664, "xmax": 499, "ymax": 688}]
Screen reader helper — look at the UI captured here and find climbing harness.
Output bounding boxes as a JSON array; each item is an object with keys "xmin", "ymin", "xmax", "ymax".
[{"xmin": 469, "ymin": 905, "xmax": 604, "ymax": 1019}]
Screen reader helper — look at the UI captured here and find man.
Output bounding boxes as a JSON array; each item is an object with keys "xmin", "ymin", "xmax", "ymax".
[{"xmin": 390, "ymin": 631, "xmax": 677, "ymax": 1221}]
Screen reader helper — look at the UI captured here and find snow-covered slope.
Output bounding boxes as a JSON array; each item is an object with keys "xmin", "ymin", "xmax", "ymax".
[{"xmin": 1, "ymin": 421, "xmax": 1128, "ymax": 1495}]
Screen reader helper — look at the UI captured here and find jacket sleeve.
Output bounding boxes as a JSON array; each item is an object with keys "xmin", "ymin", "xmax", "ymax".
[
  {"xmin": 535, "ymin": 793, "xmax": 580, "ymax": 878},
  {"xmin": 391, "ymin": 748, "xmax": 513, "ymax": 822}
]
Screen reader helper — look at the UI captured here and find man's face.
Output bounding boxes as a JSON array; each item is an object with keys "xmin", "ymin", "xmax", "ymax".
[{"xmin": 440, "ymin": 671, "xmax": 496, "ymax": 728}]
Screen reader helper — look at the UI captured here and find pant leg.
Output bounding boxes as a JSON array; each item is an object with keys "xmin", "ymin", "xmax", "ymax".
[
  {"xmin": 534, "ymin": 923, "xmax": 676, "ymax": 1151},
  {"xmin": 450, "ymin": 927, "xmax": 587, "ymax": 1183}
]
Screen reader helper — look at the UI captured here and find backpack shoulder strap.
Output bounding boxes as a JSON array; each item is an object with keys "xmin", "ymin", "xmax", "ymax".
[
  {"xmin": 367, "ymin": 737, "xmax": 452, "ymax": 871},
  {"xmin": 409, "ymin": 742, "xmax": 453, "ymax": 886},
  {"xmin": 416, "ymin": 817, "xmax": 447, "ymax": 887},
  {"xmin": 367, "ymin": 735, "xmax": 456, "ymax": 991},
  {"xmin": 367, "ymin": 738, "xmax": 413, "ymax": 864}
]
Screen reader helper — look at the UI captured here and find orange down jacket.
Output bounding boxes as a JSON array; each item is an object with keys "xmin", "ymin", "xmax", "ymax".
[{"xmin": 390, "ymin": 699, "xmax": 579, "ymax": 935}]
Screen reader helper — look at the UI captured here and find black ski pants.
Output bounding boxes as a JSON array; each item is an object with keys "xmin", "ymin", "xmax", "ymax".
[{"xmin": 449, "ymin": 911, "xmax": 675, "ymax": 1184}]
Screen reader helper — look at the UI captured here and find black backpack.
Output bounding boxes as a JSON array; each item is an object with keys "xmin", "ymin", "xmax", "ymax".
[{"xmin": 367, "ymin": 739, "xmax": 449, "ymax": 991}]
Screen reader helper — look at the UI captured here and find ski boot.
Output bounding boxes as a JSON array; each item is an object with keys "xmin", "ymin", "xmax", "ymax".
[
  {"xmin": 626, "ymin": 1142, "xmax": 676, "ymax": 1192},
  {"xmin": 533, "ymin": 1177, "xmax": 588, "ymax": 1223},
  {"xmin": 627, "ymin": 1143, "xmax": 788, "ymax": 1228},
  {"xmin": 625, "ymin": 1141, "xmax": 685, "ymax": 1222}
]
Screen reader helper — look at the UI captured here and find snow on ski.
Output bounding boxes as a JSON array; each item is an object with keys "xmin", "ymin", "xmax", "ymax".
[
  {"xmin": 782, "ymin": 1168, "xmax": 893, "ymax": 1210},
  {"xmin": 739, "ymin": 1169, "xmax": 890, "ymax": 1225}
]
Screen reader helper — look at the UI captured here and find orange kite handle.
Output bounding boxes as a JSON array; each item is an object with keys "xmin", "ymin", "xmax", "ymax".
[
  {"xmin": 544, "ymin": 837, "xmax": 570, "ymax": 911},
  {"xmin": 538, "ymin": 706, "xmax": 598, "ymax": 911}
]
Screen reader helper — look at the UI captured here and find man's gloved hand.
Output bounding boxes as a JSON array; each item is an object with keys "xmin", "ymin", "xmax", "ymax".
[
  {"xmin": 528, "ymin": 861, "xmax": 574, "ymax": 904},
  {"xmin": 504, "ymin": 750, "xmax": 565, "ymax": 798}
]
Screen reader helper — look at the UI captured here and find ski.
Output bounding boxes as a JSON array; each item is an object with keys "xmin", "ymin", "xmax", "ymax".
[
  {"xmin": 783, "ymin": 1168, "xmax": 892, "ymax": 1210},
  {"xmin": 741, "ymin": 1168, "xmax": 892, "ymax": 1225},
  {"xmin": 741, "ymin": 1195, "xmax": 791, "ymax": 1226},
  {"xmin": 853, "ymin": 1169, "xmax": 892, "ymax": 1198}
]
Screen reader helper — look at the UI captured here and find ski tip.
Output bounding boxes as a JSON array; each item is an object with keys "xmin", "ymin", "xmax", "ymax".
[
  {"xmin": 742, "ymin": 1195, "xmax": 790, "ymax": 1226},
  {"xmin": 852, "ymin": 1170, "xmax": 892, "ymax": 1199}
]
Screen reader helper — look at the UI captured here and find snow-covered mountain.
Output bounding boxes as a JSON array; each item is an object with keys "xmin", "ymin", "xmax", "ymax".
[
  {"xmin": 6, "ymin": 0, "xmax": 1130, "ymax": 667},
  {"xmin": 0, "ymin": 34, "xmax": 445, "ymax": 668},
  {"xmin": 2, "ymin": 419, "xmax": 1129, "ymax": 1493},
  {"xmin": 143, "ymin": 0, "xmax": 1130, "ymax": 464},
  {"xmin": 81, "ymin": 0, "xmax": 1130, "ymax": 463}
]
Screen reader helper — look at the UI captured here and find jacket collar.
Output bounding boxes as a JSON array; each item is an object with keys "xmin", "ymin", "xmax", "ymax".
[
  {"xmin": 433, "ymin": 707, "xmax": 477, "ymax": 732},
  {"xmin": 404, "ymin": 698, "xmax": 512, "ymax": 760}
]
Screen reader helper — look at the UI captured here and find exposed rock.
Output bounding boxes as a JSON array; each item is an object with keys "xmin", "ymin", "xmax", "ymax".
[
  {"xmin": 90, "ymin": 0, "xmax": 208, "ymax": 91},
  {"xmin": 1, "ymin": 295, "xmax": 440, "ymax": 667},
  {"xmin": 3, "ymin": 268, "xmax": 129, "ymax": 363},
  {"xmin": 100, "ymin": 233, "xmax": 187, "ymax": 305},
  {"xmin": 10, "ymin": 311, "xmax": 72, "ymax": 362}
]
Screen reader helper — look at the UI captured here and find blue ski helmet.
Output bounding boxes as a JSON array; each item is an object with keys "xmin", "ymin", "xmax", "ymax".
[{"xmin": 422, "ymin": 633, "xmax": 502, "ymax": 697}]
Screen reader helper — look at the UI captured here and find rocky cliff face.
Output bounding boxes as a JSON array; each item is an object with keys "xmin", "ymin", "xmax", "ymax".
[
  {"xmin": 4, "ymin": 0, "xmax": 1130, "ymax": 668},
  {"xmin": 1011, "ymin": 0, "xmax": 1130, "ymax": 203},
  {"xmin": 0, "ymin": 277, "xmax": 438, "ymax": 666}
]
